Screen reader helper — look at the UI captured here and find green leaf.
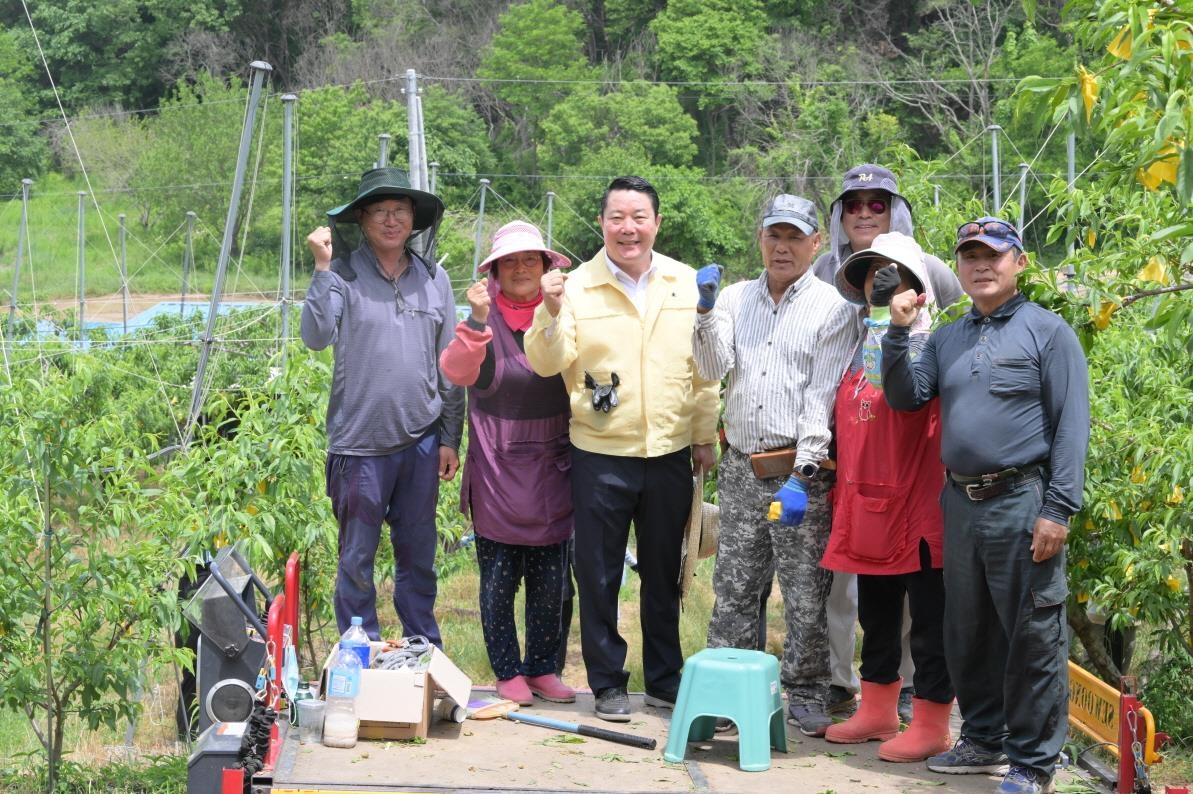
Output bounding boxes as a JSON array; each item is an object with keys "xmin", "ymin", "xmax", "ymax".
[{"xmin": 1147, "ymin": 223, "xmax": 1193, "ymax": 243}]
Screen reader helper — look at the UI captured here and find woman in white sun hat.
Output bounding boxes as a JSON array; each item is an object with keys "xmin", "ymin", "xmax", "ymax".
[
  {"xmin": 440, "ymin": 220, "xmax": 576, "ymax": 707},
  {"xmin": 820, "ymin": 231, "xmax": 954, "ymax": 763}
]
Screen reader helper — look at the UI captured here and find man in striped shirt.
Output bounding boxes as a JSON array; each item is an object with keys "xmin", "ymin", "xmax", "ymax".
[{"xmin": 692, "ymin": 194, "xmax": 859, "ymax": 737}]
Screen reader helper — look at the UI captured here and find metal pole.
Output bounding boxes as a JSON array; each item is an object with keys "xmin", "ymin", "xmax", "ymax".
[
  {"xmin": 406, "ymin": 70, "xmax": 423, "ymax": 190},
  {"xmin": 933, "ymin": 184, "xmax": 940, "ymax": 208},
  {"xmin": 181, "ymin": 212, "xmax": 196, "ymax": 317},
  {"xmin": 183, "ymin": 60, "xmax": 273, "ymax": 448},
  {"xmin": 7, "ymin": 178, "xmax": 32, "ymax": 334},
  {"xmin": 76, "ymin": 191, "xmax": 86, "ymax": 339},
  {"xmin": 118, "ymin": 213, "xmax": 129, "ymax": 335},
  {"xmin": 281, "ymin": 94, "xmax": 297, "ymax": 361},
  {"xmin": 988, "ymin": 124, "xmax": 1003, "ymax": 212},
  {"xmin": 1067, "ymin": 132, "xmax": 1077, "ymax": 258},
  {"xmin": 378, "ymin": 133, "xmax": 391, "ymax": 169},
  {"xmin": 416, "ymin": 94, "xmax": 428, "ymax": 191},
  {"xmin": 471, "ymin": 178, "xmax": 490, "ymax": 283},
  {"xmin": 1067, "ymin": 132, "xmax": 1076, "ymax": 188},
  {"xmin": 1017, "ymin": 163, "xmax": 1029, "ymax": 231},
  {"xmin": 429, "ymin": 162, "xmax": 439, "ymax": 195},
  {"xmin": 546, "ymin": 192, "xmax": 556, "ymax": 247}
]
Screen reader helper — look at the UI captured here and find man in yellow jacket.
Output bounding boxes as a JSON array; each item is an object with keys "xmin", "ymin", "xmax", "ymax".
[{"xmin": 526, "ymin": 175, "xmax": 719, "ymax": 722}]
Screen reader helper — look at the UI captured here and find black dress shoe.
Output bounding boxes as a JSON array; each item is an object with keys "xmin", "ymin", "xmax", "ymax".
[{"xmin": 594, "ymin": 686, "xmax": 631, "ymax": 722}]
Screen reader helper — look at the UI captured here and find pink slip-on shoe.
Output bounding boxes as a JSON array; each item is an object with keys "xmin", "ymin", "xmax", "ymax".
[
  {"xmin": 495, "ymin": 675, "xmax": 534, "ymax": 706},
  {"xmin": 525, "ymin": 674, "xmax": 576, "ymax": 703}
]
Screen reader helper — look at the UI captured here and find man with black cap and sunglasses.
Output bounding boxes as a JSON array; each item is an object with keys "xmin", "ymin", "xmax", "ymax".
[
  {"xmin": 812, "ymin": 163, "xmax": 964, "ymax": 720},
  {"xmin": 880, "ymin": 217, "xmax": 1089, "ymax": 794},
  {"xmin": 302, "ymin": 167, "xmax": 464, "ymax": 649}
]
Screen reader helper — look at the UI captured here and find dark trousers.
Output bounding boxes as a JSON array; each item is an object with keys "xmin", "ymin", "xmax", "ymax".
[
  {"xmin": 475, "ymin": 535, "xmax": 568, "ymax": 681},
  {"xmin": 557, "ymin": 538, "xmax": 576, "ymax": 675},
  {"xmin": 941, "ymin": 475, "xmax": 1068, "ymax": 779},
  {"xmin": 857, "ymin": 539, "xmax": 953, "ymax": 703},
  {"xmin": 570, "ymin": 446, "xmax": 692, "ymax": 695},
  {"xmin": 326, "ymin": 432, "xmax": 442, "ymax": 646}
]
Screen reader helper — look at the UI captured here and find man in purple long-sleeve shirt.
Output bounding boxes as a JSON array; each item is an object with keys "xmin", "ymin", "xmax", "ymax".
[
  {"xmin": 881, "ymin": 217, "xmax": 1089, "ymax": 794},
  {"xmin": 301, "ymin": 167, "xmax": 463, "ymax": 647}
]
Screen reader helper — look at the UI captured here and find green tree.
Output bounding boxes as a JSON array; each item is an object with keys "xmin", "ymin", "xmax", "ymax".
[
  {"xmin": 1012, "ymin": 0, "xmax": 1193, "ymax": 688},
  {"xmin": 130, "ymin": 70, "xmax": 249, "ymax": 240},
  {"xmin": 0, "ymin": 29, "xmax": 49, "ymax": 186},
  {"xmin": 730, "ymin": 65, "xmax": 902, "ymax": 208},
  {"xmin": 476, "ymin": 0, "xmax": 596, "ymax": 131},
  {"xmin": 649, "ymin": 0, "xmax": 773, "ymax": 172},
  {"xmin": 3, "ymin": 0, "xmax": 218, "ymax": 111},
  {"xmin": 0, "ymin": 351, "xmax": 185, "ymax": 793},
  {"xmin": 537, "ymin": 81, "xmax": 698, "ymax": 175}
]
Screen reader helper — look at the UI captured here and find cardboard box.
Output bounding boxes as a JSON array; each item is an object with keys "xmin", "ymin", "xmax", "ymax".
[{"xmin": 322, "ymin": 639, "xmax": 472, "ymax": 741}]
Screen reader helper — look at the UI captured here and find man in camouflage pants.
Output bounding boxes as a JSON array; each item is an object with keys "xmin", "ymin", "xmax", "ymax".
[{"xmin": 692, "ymin": 195, "xmax": 859, "ymax": 737}]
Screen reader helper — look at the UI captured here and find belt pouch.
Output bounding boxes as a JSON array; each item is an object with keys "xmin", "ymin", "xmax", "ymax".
[{"xmin": 749, "ymin": 449, "xmax": 795, "ymax": 480}]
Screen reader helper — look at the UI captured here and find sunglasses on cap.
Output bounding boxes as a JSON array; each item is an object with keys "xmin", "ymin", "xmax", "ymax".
[
  {"xmin": 956, "ymin": 219, "xmax": 1019, "ymax": 242},
  {"xmin": 843, "ymin": 198, "xmax": 888, "ymax": 215}
]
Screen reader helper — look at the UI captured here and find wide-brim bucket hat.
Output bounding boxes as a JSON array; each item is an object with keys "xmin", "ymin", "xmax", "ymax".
[
  {"xmin": 836, "ymin": 231, "xmax": 928, "ymax": 305},
  {"xmin": 679, "ymin": 475, "xmax": 720, "ymax": 600},
  {"xmin": 479, "ymin": 221, "xmax": 570, "ymax": 273},
  {"xmin": 326, "ymin": 167, "xmax": 445, "ymax": 232}
]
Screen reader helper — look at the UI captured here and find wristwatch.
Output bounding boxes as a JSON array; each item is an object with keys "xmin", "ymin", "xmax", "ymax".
[{"xmin": 795, "ymin": 463, "xmax": 818, "ymax": 480}]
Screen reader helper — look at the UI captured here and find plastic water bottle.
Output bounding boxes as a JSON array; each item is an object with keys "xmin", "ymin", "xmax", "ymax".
[
  {"xmin": 322, "ymin": 643, "xmax": 362, "ymax": 748},
  {"xmin": 341, "ymin": 616, "xmax": 371, "ymax": 669}
]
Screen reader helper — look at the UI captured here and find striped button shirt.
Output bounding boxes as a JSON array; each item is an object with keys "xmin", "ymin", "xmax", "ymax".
[{"xmin": 693, "ymin": 270, "xmax": 860, "ymax": 465}]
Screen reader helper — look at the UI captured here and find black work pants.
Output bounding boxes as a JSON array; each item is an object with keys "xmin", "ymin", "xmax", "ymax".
[
  {"xmin": 857, "ymin": 539, "xmax": 953, "ymax": 703},
  {"xmin": 570, "ymin": 446, "xmax": 692, "ymax": 696}
]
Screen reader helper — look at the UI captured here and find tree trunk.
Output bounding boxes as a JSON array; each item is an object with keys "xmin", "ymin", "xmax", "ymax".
[{"xmin": 1068, "ymin": 605, "xmax": 1122, "ymax": 683}]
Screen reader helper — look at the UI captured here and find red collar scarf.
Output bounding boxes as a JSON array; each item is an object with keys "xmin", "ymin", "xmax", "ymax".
[{"xmin": 495, "ymin": 291, "xmax": 542, "ymax": 332}]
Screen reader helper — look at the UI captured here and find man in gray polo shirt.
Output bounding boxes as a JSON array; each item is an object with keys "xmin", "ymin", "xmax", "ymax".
[
  {"xmin": 693, "ymin": 194, "xmax": 859, "ymax": 737},
  {"xmin": 302, "ymin": 167, "xmax": 464, "ymax": 647},
  {"xmin": 881, "ymin": 217, "xmax": 1089, "ymax": 794}
]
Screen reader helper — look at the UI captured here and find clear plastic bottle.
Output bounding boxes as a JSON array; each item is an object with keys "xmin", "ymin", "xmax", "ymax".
[
  {"xmin": 322, "ymin": 642, "xmax": 361, "ymax": 748},
  {"xmin": 341, "ymin": 616, "xmax": 371, "ymax": 669}
]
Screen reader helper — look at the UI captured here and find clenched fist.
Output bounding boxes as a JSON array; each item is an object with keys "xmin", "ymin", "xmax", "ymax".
[
  {"xmin": 307, "ymin": 227, "xmax": 333, "ymax": 271},
  {"xmin": 889, "ymin": 288, "xmax": 927, "ymax": 327},
  {"xmin": 466, "ymin": 278, "xmax": 491, "ymax": 324},
  {"xmin": 540, "ymin": 270, "xmax": 568, "ymax": 317}
]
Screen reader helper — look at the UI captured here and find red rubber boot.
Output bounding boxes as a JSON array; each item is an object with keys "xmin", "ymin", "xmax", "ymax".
[{"xmin": 824, "ymin": 679, "xmax": 901, "ymax": 743}]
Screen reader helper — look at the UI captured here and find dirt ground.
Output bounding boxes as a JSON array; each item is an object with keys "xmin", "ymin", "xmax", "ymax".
[
  {"xmin": 42, "ymin": 291, "xmax": 277, "ymax": 323},
  {"xmin": 272, "ymin": 689, "xmax": 1088, "ymax": 794}
]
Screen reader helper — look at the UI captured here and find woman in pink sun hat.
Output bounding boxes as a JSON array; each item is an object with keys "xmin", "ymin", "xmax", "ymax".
[{"xmin": 440, "ymin": 220, "xmax": 576, "ymax": 706}]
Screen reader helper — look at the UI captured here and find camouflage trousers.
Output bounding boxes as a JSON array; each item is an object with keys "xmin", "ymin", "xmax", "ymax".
[{"xmin": 706, "ymin": 447, "xmax": 832, "ymax": 708}]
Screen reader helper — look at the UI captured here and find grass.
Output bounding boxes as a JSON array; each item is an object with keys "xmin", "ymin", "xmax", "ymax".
[
  {"xmin": 388, "ymin": 546, "xmax": 735, "ymax": 692},
  {"xmin": 0, "ymin": 172, "xmax": 277, "ymax": 308}
]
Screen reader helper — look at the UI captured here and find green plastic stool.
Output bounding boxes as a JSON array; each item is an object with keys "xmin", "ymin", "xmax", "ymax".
[{"xmin": 662, "ymin": 647, "xmax": 786, "ymax": 772}]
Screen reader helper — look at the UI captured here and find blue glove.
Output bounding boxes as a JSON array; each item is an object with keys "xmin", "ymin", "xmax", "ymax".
[
  {"xmin": 773, "ymin": 476, "xmax": 808, "ymax": 526},
  {"xmin": 696, "ymin": 263, "xmax": 724, "ymax": 311}
]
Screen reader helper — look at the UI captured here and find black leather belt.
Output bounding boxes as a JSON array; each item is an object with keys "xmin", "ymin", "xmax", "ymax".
[{"xmin": 949, "ymin": 464, "xmax": 1046, "ymax": 501}]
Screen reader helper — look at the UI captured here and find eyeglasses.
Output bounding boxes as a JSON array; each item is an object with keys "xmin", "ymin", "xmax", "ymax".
[
  {"xmin": 956, "ymin": 220, "xmax": 1019, "ymax": 241},
  {"xmin": 366, "ymin": 206, "xmax": 414, "ymax": 222},
  {"xmin": 843, "ymin": 198, "xmax": 888, "ymax": 215}
]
